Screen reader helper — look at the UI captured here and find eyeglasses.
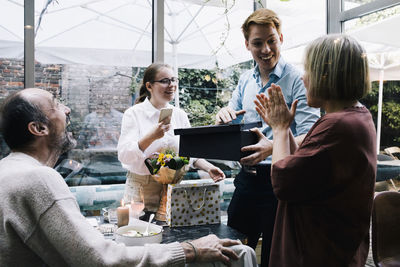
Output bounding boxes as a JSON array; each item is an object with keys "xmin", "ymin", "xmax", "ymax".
[{"xmin": 152, "ymin": 77, "xmax": 179, "ymax": 85}]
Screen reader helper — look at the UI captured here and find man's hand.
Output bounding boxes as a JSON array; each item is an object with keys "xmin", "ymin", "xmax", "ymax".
[
  {"xmin": 240, "ymin": 128, "xmax": 272, "ymax": 166},
  {"xmin": 182, "ymin": 234, "xmax": 241, "ymax": 266},
  {"xmin": 215, "ymin": 107, "xmax": 246, "ymax": 125}
]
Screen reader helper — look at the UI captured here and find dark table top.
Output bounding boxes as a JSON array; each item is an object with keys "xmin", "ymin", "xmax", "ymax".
[
  {"xmin": 161, "ymin": 223, "xmax": 246, "ymax": 244},
  {"xmin": 90, "ymin": 216, "xmax": 246, "ymax": 243}
]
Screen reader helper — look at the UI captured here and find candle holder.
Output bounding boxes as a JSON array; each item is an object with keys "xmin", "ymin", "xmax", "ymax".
[{"xmin": 117, "ymin": 201, "xmax": 130, "ymax": 228}]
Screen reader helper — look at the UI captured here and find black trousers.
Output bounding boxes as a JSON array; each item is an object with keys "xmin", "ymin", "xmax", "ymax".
[{"xmin": 227, "ymin": 164, "xmax": 277, "ymax": 267}]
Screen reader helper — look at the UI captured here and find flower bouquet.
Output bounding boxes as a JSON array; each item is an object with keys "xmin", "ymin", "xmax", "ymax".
[
  {"xmin": 144, "ymin": 149, "xmax": 189, "ymax": 221},
  {"xmin": 145, "ymin": 149, "xmax": 189, "ymax": 184}
]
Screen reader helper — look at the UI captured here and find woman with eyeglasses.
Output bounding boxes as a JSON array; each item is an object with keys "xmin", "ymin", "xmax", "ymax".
[{"xmin": 117, "ymin": 63, "xmax": 225, "ymax": 223}]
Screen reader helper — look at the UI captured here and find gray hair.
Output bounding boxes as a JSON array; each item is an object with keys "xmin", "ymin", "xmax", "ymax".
[{"xmin": 304, "ymin": 34, "xmax": 370, "ymax": 101}]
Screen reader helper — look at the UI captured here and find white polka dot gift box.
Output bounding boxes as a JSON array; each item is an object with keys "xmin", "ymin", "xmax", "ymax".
[{"xmin": 166, "ymin": 180, "xmax": 221, "ymax": 227}]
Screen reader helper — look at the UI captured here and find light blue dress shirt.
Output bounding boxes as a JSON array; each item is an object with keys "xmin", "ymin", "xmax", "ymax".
[{"xmin": 228, "ymin": 57, "xmax": 320, "ymax": 163}]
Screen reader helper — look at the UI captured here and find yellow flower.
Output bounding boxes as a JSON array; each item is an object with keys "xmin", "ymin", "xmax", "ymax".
[{"xmin": 204, "ymin": 74, "xmax": 211, "ymax": 81}]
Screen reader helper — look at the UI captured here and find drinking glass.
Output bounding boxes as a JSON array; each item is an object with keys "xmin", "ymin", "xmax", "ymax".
[
  {"xmin": 102, "ymin": 207, "xmax": 118, "ymax": 224},
  {"xmin": 130, "ymin": 185, "xmax": 145, "ymax": 218}
]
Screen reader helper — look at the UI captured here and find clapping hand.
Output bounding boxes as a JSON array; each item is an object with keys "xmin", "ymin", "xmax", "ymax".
[{"xmin": 255, "ymin": 83, "xmax": 298, "ymax": 130}]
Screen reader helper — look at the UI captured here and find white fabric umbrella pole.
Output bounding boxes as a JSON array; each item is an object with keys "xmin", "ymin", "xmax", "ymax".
[
  {"xmin": 171, "ymin": 11, "xmax": 180, "ymax": 108},
  {"xmin": 376, "ymin": 53, "xmax": 385, "ymax": 154},
  {"xmin": 173, "ymin": 42, "xmax": 180, "ymax": 108}
]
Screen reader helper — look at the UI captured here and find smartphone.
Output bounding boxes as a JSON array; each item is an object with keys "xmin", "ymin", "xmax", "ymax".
[{"xmin": 159, "ymin": 108, "xmax": 173, "ymax": 123}]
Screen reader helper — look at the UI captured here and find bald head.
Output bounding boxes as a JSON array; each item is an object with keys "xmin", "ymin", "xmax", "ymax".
[
  {"xmin": 1, "ymin": 88, "xmax": 75, "ymax": 165},
  {"xmin": 0, "ymin": 88, "xmax": 50, "ymax": 150},
  {"xmin": 20, "ymin": 88, "xmax": 55, "ymax": 110}
]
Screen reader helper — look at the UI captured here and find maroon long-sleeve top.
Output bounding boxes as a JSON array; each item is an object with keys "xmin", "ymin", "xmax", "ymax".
[{"xmin": 270, "ymin": 106, "xmax": 377, "ymax": 267}]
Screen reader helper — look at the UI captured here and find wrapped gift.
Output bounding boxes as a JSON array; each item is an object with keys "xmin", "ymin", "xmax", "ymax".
[
  {"xmin": 153, "ymin": 166, "xmax": 188, "ymax": 222},
  {"xmin": 144, "ymin": 149, "xmax": 190, "ymax": 222},
  {"xmin": 174, "ymin": 121, "xmax": 262, "ymax": 161},
  {"xmin": 166, "ymin": 180, "xmax": 221, "ymax": 227},
  {"xmin": 152, "ymin": 166, "xmax": 187, "ymax": 184}
]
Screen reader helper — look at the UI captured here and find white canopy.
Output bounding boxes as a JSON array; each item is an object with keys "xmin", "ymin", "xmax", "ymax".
[
  {"xmin": 0, "ymin": 0, "xmax": 252, "ymax": 68},
  {"xmin": 1, "ymin": 0, "xmax": 398, "ymax": 152},
  {"xmin": 1, "ymin": 0, "xmax": 398, "ymax": 73},
  {"xmin": 0, "ymin": 0, "xmax": 326, "ymax": 69}
]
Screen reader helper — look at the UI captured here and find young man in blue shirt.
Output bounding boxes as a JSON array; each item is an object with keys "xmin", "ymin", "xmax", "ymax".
[{"xmin": 216, "ymin": 8, "xmax": 320, "ymax": 267}]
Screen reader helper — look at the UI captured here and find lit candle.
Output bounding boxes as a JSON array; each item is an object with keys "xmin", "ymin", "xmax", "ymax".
[{"xmin": 117, "ymin": 199, "xmax": 129, "ymax": 227}]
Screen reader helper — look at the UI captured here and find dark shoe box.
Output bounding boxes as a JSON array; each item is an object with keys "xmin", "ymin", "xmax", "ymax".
[{"xmin": 174, "ymin": 121, "xmax": 262, "ymax": 161}]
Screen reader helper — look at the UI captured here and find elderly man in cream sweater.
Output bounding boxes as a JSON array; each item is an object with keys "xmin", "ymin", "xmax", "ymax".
[{"xmin": 0, "ymin": 88, "xmax": 256, "ymax": 267}]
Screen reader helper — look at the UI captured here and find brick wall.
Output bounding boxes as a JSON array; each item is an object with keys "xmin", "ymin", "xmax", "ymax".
[
  {"xmin": 61, "ymin": 64, "xmax": 132, "ymax": 149},
  {"xmin": 61, "ymin": 64, "xmax": 132, "ymax": 118},
  {"xmin": 0, "ymin": 58, "xmax": 62, "ymax": 103},
  {"xmin": 0, "ymin": 58, "xmax": 134, "ymax": 157},
  {"xmin": 0, "ymin": 58, "xmax": 132, "ymax": 110},
  {"xmin": 0, "ymin": 59, "xmax": 24, "ymax": 94}
]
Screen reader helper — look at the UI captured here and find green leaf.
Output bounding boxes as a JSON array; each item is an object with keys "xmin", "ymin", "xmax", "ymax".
[{"xmin": 167, "ymin": 157, "xmax": 185, "ymax": 170}]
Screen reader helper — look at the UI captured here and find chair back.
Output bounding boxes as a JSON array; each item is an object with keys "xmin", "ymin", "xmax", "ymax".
[
  {"xmin": 384, "ymin": 146, "xmax": 400, "ymax": 160},
  {"xmin": 372, "ymin": 191, "xmax": 400, "ymax": 266}
]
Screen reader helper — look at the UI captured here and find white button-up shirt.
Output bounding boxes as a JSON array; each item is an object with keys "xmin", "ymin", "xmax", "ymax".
[{"xmin": 117, "ymin": 98, "xmax": 190, "ymax": 175}]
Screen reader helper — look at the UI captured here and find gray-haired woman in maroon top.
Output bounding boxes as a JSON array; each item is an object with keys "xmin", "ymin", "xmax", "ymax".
[{"xmin": 255, "ymin": 34, "xmax": 376, "ymax": 267}]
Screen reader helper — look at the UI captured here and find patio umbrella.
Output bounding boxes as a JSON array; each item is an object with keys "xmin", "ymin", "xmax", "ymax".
[
  {"xmin": 0, "ymin": 0, "xmax": 327, "ymax": 108},
  {"xmin": 0, "ymin": 0, "xmax": 328, "ymax": 69},
  {"xmin": 0, "ymin": 0, "xmax": 254, "ymax": 69}
]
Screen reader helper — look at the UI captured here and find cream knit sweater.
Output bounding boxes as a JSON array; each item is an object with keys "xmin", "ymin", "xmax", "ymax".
[{"xmin": 0, "ymin": 152, "xmax": 185, "ymax": 267}]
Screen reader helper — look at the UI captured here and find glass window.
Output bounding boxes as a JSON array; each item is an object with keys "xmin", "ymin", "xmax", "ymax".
[
  {"xmin": 32, "ymin": 1, "xmax": 153, "ymax": 186},
  {"xmin": 343, "ymin": 0, "xmax": 377, "ymax": 11},
  {"xmin": 269, "ymin": 0, "xmax": 327, "ymax": 71},
  {"xmin": 344, "ymin": 4, "xmax": 400, "ymax": 32},
  {"xmin": 0, "ymin": 0, "xmax": 24, "ymax": 158},
  {"xmin": 0, "ymin": 0, "xmax": 332, "ymax": 187},
  {"xmin": 164, "ymin": 0, "xmax": 254, "ymax": 126},
  {"xmin": 164, "ymin": 0, "xmax": 254, "ymax": 69},
  {"xmin": 0, "ymin": 1, "xmax": 155, "ymax": 187},
  {"xmin": 344, "ymin": 4, "xmax": 400, "ymax": 151}
]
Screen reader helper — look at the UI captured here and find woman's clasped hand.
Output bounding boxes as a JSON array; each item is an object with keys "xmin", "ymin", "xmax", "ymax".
[{"xmin": 254, "ymin": 83, "xmax": 298, "ymax": 131}]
